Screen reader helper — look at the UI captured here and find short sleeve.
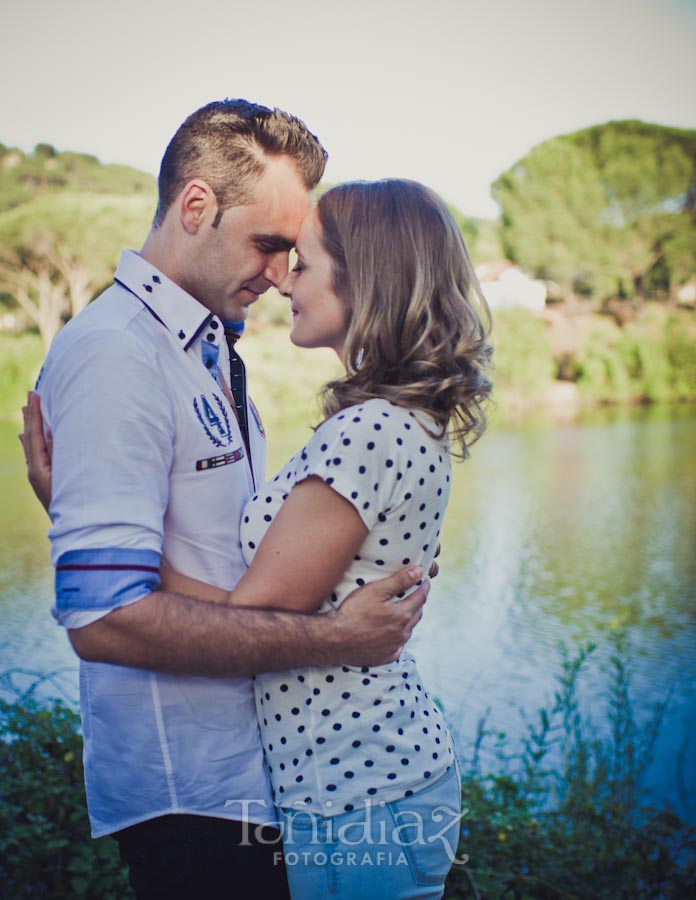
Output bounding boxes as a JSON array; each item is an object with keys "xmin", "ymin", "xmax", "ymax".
[{"xmin": 295, "ymin": 401, "xmax": 401, "ymax": 530}]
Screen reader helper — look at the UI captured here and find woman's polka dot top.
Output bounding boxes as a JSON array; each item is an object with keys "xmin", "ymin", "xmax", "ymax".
[{"xmin": 241, "ymin": 398, "xmax": 455, "ymax": 815}]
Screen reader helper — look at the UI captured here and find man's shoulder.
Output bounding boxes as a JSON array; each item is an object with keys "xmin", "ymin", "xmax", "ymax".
[
  {"xmin": 37, "ymin": 283, "xmax": 164, "ymax": 398},
  {"xmin": 58, "ymin": 282, "xmax": 145, "ymax": 338},
  {"xmin": 45, "ymin": 282, "xmax": 159, "ymax": 366}
]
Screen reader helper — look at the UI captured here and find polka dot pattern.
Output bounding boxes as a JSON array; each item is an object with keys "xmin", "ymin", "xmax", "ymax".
[{"xmin": 242, "ymin": 399, "xmax": 455, "ymax": 814}]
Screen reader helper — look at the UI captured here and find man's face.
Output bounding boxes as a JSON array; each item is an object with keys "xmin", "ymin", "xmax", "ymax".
[{"xmin": 183, "ymin": 155, "xmax": 312, "ymax": 322}]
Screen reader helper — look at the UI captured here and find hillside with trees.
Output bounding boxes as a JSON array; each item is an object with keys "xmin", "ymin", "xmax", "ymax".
[
  {"xmin": 0, "ymin": 124, "xmax": 694, "ymax": 417},
  {"xmin": 0, "ymin": 144, "xmax": 156, "ymax": 347}
]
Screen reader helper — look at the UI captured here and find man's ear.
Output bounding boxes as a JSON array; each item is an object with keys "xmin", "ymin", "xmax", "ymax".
[{"xmin": 179, "ymin": 180, "xmax": 217, "ymax": 235}]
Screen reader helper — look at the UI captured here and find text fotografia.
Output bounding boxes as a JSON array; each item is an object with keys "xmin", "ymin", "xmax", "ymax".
[
  {"xmin": 224, "ymin": 798, "xmax": 470, "ymax": 866},
  {"xmin": 278, "ymin": 850, "xmax": 410, "ymax": 867}
]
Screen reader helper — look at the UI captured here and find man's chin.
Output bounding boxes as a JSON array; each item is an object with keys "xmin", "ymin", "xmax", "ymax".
[{"xmin": 224, "ymin": 302, "xmax": 250, "ymax": 323}]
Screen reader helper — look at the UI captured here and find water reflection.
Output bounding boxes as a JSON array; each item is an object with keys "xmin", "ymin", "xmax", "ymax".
[
  {"xmin": 1, "ymin": 406, "xmax": 694, "ymax": 820},
  {"xmin": 408, "ymin": 405, "xmax": 696, "ymax": 822}
]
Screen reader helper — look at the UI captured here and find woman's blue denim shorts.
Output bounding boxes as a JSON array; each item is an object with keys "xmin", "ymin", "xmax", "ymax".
[{"xmin": 277, "ymin": 762, "xmax": 463, "ymax": 900}]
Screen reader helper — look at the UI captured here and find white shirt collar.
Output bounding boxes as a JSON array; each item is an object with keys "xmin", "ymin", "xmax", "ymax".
[{"xmin": 114, "ymin": 249, "xmax": 222, "ymax": 351}]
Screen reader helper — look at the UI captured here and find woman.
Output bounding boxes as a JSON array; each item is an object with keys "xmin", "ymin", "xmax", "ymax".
[{"xmin": 24, "ymin": 179, "xmax": 492, "ymax": 899}]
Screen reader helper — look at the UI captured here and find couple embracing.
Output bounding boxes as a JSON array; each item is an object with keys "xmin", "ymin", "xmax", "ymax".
[{"xmin": 22, "ymin": 98, "xmax": 492, "ymax": 900}]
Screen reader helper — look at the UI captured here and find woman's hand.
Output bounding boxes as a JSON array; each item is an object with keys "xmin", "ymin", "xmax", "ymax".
[
  {"xmin": 19, "ymin": 391, "xmax": 53, "ymax": 513},
  {"xmin": 428, "ymin": 543, "xmax": 441, "ymax": 579}
]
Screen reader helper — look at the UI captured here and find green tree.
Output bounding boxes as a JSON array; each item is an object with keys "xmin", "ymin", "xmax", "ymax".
[
  {"xmin": 492, "ymin": 121, "xmax": 696, "ymax": 303},
  {"xmin": 0, "ymin": 191, "xmax": 155, "ymax": 347},
  {"xmin": 0, "ymin": 143, "xmax": 155, "ymax": 213}
]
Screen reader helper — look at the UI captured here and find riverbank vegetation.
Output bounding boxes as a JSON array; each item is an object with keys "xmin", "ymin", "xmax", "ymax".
[
  {"xmin": 1, "ymin": 120, "xmax": 694, "ymax": 423},
  {"xmin": 445, "ymin": 640, "xmax": 696, "ymax": 898},
  {"xmin": 2, "ymin": 300, "xmax": 694, "ymax": 427},
  {"xmin": 2, "ymin": 642, "xmax": 694, "ymax": 898}
]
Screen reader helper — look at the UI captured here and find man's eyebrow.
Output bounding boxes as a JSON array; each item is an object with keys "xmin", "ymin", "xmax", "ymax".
[{"xmin": 252, "ymin": 233, "xmax": 295, "ymax": 252}]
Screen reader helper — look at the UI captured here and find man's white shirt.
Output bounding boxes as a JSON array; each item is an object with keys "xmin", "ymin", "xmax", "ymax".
[{"xmin": 37, "ymin": 250, "xmax": 275, "ymax": 836}]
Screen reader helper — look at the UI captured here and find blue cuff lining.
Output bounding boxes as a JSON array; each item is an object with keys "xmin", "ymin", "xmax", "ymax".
[{"xmin": 55, "ymin": 548, "xmax": 161, "ymax": 612}]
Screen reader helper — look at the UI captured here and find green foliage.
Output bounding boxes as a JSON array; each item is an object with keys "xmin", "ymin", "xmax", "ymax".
[
  {"xmin": 0, "ymin": 191, "xmax": 155, "ymax": 287},
  {"xmin": 1, "ymin": 309, "xmax": 694, "ymax": 428},
  {"xmin": 468, "ymin": 217, "xmax": 504, "ymax": 265},
  {"xmin": 0, "ymin": 145, "xmax": 156, "ymax": 346},
  {"xmin": 0, "ymin": 333, "xmax": 44, "ymax": 419},
  {"xmin": 0, "ymin": 695, "xmax": 130, "ymax": 899},
  {"xmin": 492, "ymin": 121, "xmax": 696, "ymax": 302},
  {"xmin": 445, "ymin": 640, "xmax": 696, "ymax": 899},
  {"xmin": 0, "ymin": 143, "xmax": 155, "ymax": 214},
  {"xmin": 489, "ymin": 309, "xmax": 556, "ymax": 409},
  {"xmin": 575, "ymin": 308, "xmax": 696, "ymax": 405},
  {"xmin": 664, "ymin": 312, "xmax": 696, "ymax": 399},
  {"xmin": 2, "ymin": 641, "xmax": 693, "ymax": 899},
  {"xmin": 494, "ymin": 139, "xmax": 609, "ymax": 292},
  {"xmin": 574, "ymin": 316, "xmax": 635, "ymax": 403}
]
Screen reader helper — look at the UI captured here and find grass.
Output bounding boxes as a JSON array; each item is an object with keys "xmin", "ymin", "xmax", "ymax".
[{"xmin": 0, "ymin": 333, "xmax": 44, "ymax": 420}]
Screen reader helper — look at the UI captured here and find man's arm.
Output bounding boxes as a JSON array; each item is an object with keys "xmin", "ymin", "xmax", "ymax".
[
  {"xmin": 69, "ymin": 567, "xmax": 428, "ymax": 674},
  {"xmin": 22, "ymin": 390, "xmax": 427, "ymax": 673}
]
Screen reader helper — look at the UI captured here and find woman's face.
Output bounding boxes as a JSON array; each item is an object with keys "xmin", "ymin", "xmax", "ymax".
[{"xmin": 279, "ymin": 209, "xmax": 348, "ymax": 355}]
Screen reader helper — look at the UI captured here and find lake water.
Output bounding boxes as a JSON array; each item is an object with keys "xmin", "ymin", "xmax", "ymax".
[{"xmin": 1, "ymin": 405, "xmax": 694, "ymax": 822}]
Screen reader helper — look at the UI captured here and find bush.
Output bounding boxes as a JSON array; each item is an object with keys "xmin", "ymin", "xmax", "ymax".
[
  {"xmin": 0, "ymin": 695, "xmax": 129, "ymax": 899},
  {"xmin": 575, "ymin": 307, "xmax": 696, "ymax": 406},
  {"xmin": 665, "ymin": 312, "xmax": 696, "ymax": 400},
  {"xmin": 490, "ymin": 310, "xmax": 557, "ymax": 410},
  {"xmin": 574, "ymin": 316, "xmax": 634, "ymax": 403},
  {"xmin": 0, "ymin": 332, "xmax": 44, "ymax": 420},
  {"xmin": 445, "ymin": 640, "xmax": 696, "ymax": 899}
]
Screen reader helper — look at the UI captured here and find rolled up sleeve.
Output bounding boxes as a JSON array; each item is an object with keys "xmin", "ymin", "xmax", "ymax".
[{"xmin": 40, "ymin": 325, "xmax": 175, "ymax": 628}]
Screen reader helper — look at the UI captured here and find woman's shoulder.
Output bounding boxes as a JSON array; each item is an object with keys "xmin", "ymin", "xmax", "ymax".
[
  {"xmin": 325, "ymin": 398, "xmax": 416, "ymax": 428},
  {"xmin": 317, "ymin": 399, "xmax": 445, "ymax": 450}
]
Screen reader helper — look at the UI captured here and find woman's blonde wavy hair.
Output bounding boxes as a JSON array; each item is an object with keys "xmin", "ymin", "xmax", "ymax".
[{"xmin": 316, "ymin": 179, "xmax": 493, "ymax": 457}]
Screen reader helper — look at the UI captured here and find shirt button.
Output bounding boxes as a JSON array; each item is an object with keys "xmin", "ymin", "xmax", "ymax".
[
  {"xmin": 206, "ymin": 333, "xmax": 215, "ymax": 342},
  {"xmin": 178, "ymin": 330, "xmax": 185, "ymax": 340},
  {"xmin": 210, "ymin": 320, "xmax": 219, "ymax": 329}
]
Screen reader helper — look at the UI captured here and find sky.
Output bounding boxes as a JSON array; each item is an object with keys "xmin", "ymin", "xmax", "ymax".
[{"xmin": 1, "ymin": 0, "xmax": 695, "ymax": 218}]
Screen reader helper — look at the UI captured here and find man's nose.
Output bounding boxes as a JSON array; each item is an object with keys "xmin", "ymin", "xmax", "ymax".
[{"xmin": 264, "ymin": 252, "xmax": 290, "ymax": 288}]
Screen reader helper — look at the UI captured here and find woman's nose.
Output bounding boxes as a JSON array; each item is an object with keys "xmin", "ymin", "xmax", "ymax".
[{"xmin": 278, "ymin": 270, "xmax": 295, "ymax": 298}]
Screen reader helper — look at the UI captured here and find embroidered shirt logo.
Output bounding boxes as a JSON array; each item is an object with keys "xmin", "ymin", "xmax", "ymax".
[{"xmin": 193, "ymin": 393, "xmax": 233, "ymax": 447}]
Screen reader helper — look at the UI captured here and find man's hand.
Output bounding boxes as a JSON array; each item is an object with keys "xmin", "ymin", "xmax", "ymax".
[
  {"xmin": 321, "ymin": 565, "xmax": 430, "ymax": 667},
  {"xmin": 19, "ymin": 391, "xmax": 52, "ymax": 513}
]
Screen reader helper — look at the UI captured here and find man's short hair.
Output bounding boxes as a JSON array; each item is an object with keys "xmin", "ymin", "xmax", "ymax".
[{"xmin": 154, "ymin": 99, "xmax": 328, "ymax": 227}]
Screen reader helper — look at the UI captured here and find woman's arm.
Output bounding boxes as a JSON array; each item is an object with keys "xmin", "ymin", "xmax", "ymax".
[
  {"xmin": 230, "ymin": 476, "xmax": 367, "ymax": 612},
  {"xmin": 23, "ymin": 391, "xmax": 432, "ymax": 614},
  {"xmin": 20, "ymin": 391, "xmax": 52, "ymax": 513},
  {"xmin": 161, "ymin": 476, "xmax": 367, "ymax": 613}
]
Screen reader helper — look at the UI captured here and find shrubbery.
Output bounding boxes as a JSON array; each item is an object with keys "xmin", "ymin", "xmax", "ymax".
[
  {"xmin": 0, "ymin": 333, "xmax": 44, "ymax": 421},
  {"xmin": 2, "ymin": 642, "xmax": 694, "ymax": 898},
  {"xmin": 1, "ymin": 306, "xmax": 695, "ymax": 424},
  {"xmin": 0, "ymin": 696, "xmax": 129, "ymax": 898},
  {"xmin": 488, "ymin": 309, "xmax": 557, "ymax": 411},
  {"xmin": 575, "ymin": 308, "xmax": 696, "ymax": 406},
  {"xmin": 445, "ymin": 641, "xmax": 696, "ymax": 899}
]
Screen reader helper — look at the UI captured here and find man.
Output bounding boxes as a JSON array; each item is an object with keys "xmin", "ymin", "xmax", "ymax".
[{"xmin": 24, "ymin": 100, "xmax": 428, "ymax": 898}]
